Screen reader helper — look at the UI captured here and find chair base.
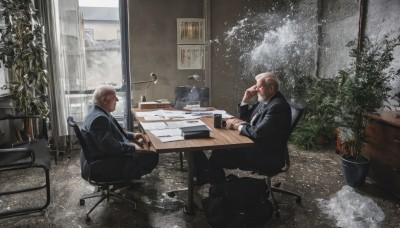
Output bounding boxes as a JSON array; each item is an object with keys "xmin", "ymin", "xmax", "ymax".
[
  {"xmin": 80, "ymin": 185, "xmax": 137, "ymax": 222},
  {"xmin": 266, "ymin": 178, "xmax": 302, "ymax": 218}
]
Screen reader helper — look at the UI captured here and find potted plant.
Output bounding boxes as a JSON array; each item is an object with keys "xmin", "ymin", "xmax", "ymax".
[
  {"xmin": 291, "ymin": 76, "xmax": 339, "ymax": 150},
  {"xmin": 335, "ymin": 36, "xmax": 400, "ymax": 187},
  {"xmin": 0, "ymin": 0, "xmax": 49, "ymax": 139}
]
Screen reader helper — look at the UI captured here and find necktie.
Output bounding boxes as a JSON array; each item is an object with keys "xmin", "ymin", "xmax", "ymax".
[{"xmin": 250, "ymin": 103, "xmax": 266, "ymax": 126}]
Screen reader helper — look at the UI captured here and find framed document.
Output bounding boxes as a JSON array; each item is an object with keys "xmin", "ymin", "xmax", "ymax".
[
  {"xmin": 0, "ymin": 15, "xmax": 10, "ymax": 96},
  {"xmin": 177, "ymin": 45, "xmax": 204, "ymax": 70},
  {"xmin": 177, "ymin": 18, "xmax": 205, "ymax": 44}
]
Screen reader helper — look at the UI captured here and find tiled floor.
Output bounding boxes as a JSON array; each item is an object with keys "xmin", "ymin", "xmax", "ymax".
[{"xmin": 1, "ymin": 145, "xmax": 399, "ymax": 227}]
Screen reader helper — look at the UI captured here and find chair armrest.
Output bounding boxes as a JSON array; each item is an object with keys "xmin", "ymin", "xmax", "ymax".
[{"xmin": 0, "ymin": 148, "xmax": 34, "ymax": 169}]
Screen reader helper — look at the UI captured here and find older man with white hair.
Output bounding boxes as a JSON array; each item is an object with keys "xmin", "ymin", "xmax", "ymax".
[
  {"xmin": 80, "ymin": 85, "xmax": 159, "ymax": 181},
  {"xmin": 194, "ymin": 72, "xmax": 292, "ymax": 185}
]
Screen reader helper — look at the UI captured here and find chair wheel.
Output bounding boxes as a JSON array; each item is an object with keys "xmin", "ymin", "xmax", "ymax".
[
  {"xmin": 85, "ymin": 216, "xmax": 91, "ymax": 223},
  {"xmin": 80, "ymin": 199, "xmax": 85, "ymax": 205},
  {"xmin": 274, "ymin": 211, "xmax": 281, "ymax": 218},
  {"xmin": 296, "ymin": 197, "xmax": 302, "ymax": 204}
]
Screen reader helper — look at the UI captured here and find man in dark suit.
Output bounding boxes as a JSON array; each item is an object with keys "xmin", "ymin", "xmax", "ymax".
[
  {"xmin": 80, "ymin": 85, "xmax": 159, "ymax": 181},
  {"xmin": 195, "ymin": 72, "xmax": 291, "ymax": 184}
]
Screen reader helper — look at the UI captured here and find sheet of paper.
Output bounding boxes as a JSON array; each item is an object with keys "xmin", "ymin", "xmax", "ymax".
[
  {"xmin": 150, "ymin": 128, "xmax": 182, "ymax": 137},
  {"xmin": 158, "ymin": 135, "xmax": 184, "ymax": 143},
  {"xmin": 144, "ymin": 116, "xmax": 166, "ymax": 121},
  {"xmin": 136, "ymin": 110, "xmax": 164, "ymax": 118},
  {"xmin": 165, "ymin": 119, "xmax": 208, "ymax": 129},
  {"xmin": 189, "ymin": 110, "xmax": 234, "ymax": 119},
  {"xmin": 140, "ymin": 121, "xmax": 168, "ymax": 130}
]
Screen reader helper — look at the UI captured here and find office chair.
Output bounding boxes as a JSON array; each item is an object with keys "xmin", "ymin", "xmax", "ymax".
[
  {"xmin": 251, "ymin": 102, "xmax": 304, "ymax": 218},
  {"xmin": 0, "ymin": 115, "xmax": 51, "ymax": 219},
  {"xmin": 67, "ymin": 116, "xmax": 137, "ymax": 222}
]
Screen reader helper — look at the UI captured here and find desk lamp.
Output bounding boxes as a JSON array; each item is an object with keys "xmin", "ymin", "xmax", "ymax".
[{"xmin": 132, "ymin": 73, "xmax": 158, "ymax": 102}]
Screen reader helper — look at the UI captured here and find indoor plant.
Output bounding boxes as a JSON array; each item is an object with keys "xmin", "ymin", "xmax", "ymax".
[
  {"xmin": 335, "ymin": 36, "xmax": 400, "ymax": 186},
  {"xmin": 0, "ymin": 0, "xmax": 49, "ymax": 117},
  {"xmin": 291, "ymin": 76, "xmax": 339, "ymax": 150},
  {"xmin": 0, "ymin": 0, "xmax": 49, "ymax": 140}
]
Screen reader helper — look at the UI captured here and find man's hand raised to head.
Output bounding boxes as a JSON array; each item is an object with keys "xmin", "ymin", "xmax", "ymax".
[{"xmin": 242, "ymin": 85, "xmax": 258, "ymax": 103}]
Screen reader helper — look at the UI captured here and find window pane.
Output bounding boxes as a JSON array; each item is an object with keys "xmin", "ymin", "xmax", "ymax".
[{"xmin": 80, "ymin": 2, "xmax": 122, "ymax": 88}]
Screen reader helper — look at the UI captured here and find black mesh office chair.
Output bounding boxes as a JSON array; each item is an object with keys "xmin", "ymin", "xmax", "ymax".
[
  {"xmin": 252, "ymin": 102, "xmax": 304, "ymax": 217},
  {"xmin": 67, "ymin": 116, "xmax": 137, "ymax": 222},
  {"xmin": 0, "ymin": 114, "xmax": 51, "ymax": 219}
]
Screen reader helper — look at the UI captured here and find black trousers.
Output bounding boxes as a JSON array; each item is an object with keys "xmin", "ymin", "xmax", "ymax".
[
  {"xmin": 81, "ymin": 151, "xmax": 159, "ymax": 182},
  {"xmin": 193, "ymin": 147, "xmax": 256, "ymax": 185}
]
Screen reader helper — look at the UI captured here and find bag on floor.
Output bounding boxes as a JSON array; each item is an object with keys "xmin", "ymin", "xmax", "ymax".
[{"xmin": 202, "ymin": 174, "xmax": 273, "ymax": 227}]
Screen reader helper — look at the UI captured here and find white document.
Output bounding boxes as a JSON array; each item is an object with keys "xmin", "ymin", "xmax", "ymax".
[
  {"xmin": 150, "ymin": 128, "xmax": 184, "ymax": 142},
  {"xmin": 150, "ymin": 128, "xmax": 182, "ymax": 137},
  {"xmin": 189, "ymin": 110, "xmax": 234, "ymax": 119},
  {"xmin": 136, "ymin": 110, "xmax": 164, "ymax": 118},
  {"xmin": 140, "ymin": 121, "xmax": 168, "ymax": 130},
  {"xmin": 158, "ymin": 135, "xmax": 185, "ymax": 143},
  {"xmin": 165, "ymin": 119, "xmax": 208, "ymax": 129},
  {"xmin": 144, "ymin": 116, "xmax": 166, "ymax": 121}
]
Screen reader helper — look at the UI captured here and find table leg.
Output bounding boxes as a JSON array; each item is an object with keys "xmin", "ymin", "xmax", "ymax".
[{"xmin": 183, "ymin": 151, "xmax": 195, "ymax": 215}]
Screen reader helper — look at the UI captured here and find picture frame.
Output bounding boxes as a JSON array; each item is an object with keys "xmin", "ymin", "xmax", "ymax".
[
  {"xmin": 177, "ymin": 18, "xmax": 205, "ymax": 44},
  {"xmin": 177, "ymin": 45, "xmax": 204, "ymax": 70},
  {"xmin": 0, "ymin": 15, "xmax": 10, "ymax": 96}
]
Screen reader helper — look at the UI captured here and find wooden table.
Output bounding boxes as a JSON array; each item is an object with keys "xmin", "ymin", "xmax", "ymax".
[{"xmin": 131, "ymin": 108, "xmax": 253, "ymax": 214}]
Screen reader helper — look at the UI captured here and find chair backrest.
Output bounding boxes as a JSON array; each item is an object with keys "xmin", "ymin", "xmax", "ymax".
[
  {"xmin": 288, "ymin": 102, "xmax": 304, "ymax": 136},
  {"xmin": 67, "ymin": 116, "xmax": 91, "ymax": 162},
  {"xmin": 282, "ymin": 102, "xmax": 304, "ymax": 170}
]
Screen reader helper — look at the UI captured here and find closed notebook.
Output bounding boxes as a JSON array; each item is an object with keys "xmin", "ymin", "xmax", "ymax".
[
  {"xmin": 180, "ymin": 125, "xmax": 210, "ymax": 139},
  {"xmin": 180, "ymin": 125, "xmax": 210, "ymax": 133}
]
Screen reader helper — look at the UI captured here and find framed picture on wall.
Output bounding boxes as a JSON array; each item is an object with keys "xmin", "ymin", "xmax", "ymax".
[
  {"xmin": 177, "ymin": 45, "xmax": 204, "ymax": 70},
  {"xmin": 177, "ymin": 18, "xmax": 205, "ymax": 44},
  {"xmin": 0, "ymin": 16, "xmax": 10, "ymax": 96}
]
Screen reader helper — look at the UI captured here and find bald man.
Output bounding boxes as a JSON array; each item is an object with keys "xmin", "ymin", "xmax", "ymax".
[
  {"xmin": 80, "ymin": 85, "xmax": 159, "ymax": 181},
  {"xmin": 194, "ymin": 72, "xmax": 292, "ymax": 185}
]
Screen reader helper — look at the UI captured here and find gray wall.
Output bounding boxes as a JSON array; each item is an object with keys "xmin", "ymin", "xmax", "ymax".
[
  {"xmin": 317, "ymin": 0, "xmax": 359, "ymax": 78},
  {"xmin": 128, "ymin": 0, "xmax": 204, "ymax": 106},
  {"xmin": 128, "ymin": 0, "xmax": 400, "ymax": 112}
]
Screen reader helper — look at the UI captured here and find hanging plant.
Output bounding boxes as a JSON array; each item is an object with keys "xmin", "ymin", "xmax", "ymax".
[{"xmin": 0, "ymin": 0, "xmax": 49, "ymax": 117}]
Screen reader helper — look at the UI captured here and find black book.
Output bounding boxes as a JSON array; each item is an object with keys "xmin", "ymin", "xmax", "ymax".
[
  {"xmin": 180, "ymin": 125, "xmax": 210, "ymax": 139},
  {"xmin": 182, "ymin": 130, "xmax": 210, "ymax": 139}
]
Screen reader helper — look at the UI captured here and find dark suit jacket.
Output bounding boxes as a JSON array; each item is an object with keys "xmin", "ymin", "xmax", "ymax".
[
  {"xmin": 80, "ymin": 105, "xmax": 136, "ymax": 180},
  {"xmin": 237, "ymin": 91, "xmax": 291, "ymax": 173}
]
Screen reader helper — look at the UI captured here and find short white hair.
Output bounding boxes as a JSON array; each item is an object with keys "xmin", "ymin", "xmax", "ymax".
[
  {"xmin": 255, "ymin": 72, "xmax": 280, "ymax": 91},
  {"xmin": 93, "ymin": 85, "xmax": 116, "ymax": 104}
]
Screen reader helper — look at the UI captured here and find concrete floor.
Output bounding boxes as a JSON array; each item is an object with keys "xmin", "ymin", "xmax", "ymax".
[{"xmin": 1, "ymin": 144, "xmax": 400, "ymax": 227}]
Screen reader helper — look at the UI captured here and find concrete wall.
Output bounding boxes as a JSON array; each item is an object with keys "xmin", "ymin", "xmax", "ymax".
[
  {"xmin": 128, "ymin": 0, "xmax": 204, "ymax": 106},
  {"xmin": 318, "ymin": 0, "xmax": 400, "ymax": 106},
  {"xmin": 317, "ymin": 0, "xmax": 359, "ymax": 78},
  {"xmin": 128, "ymin": 0, "xmax": 400, "ymax": 112},
  {"xmin": 210, "ymin": 0, "xmax": 318, "ymax": 113}
]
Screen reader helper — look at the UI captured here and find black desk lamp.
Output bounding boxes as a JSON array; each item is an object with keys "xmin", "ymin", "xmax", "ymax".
[{"xmin": 132, "ymin": 73, "xmax": 158, "ymax": 102}]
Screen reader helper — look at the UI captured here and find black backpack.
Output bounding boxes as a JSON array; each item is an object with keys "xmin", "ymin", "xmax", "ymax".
[{"xmin": 202, "ymin": 174, "xmax": 273, "ymax": 228}]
